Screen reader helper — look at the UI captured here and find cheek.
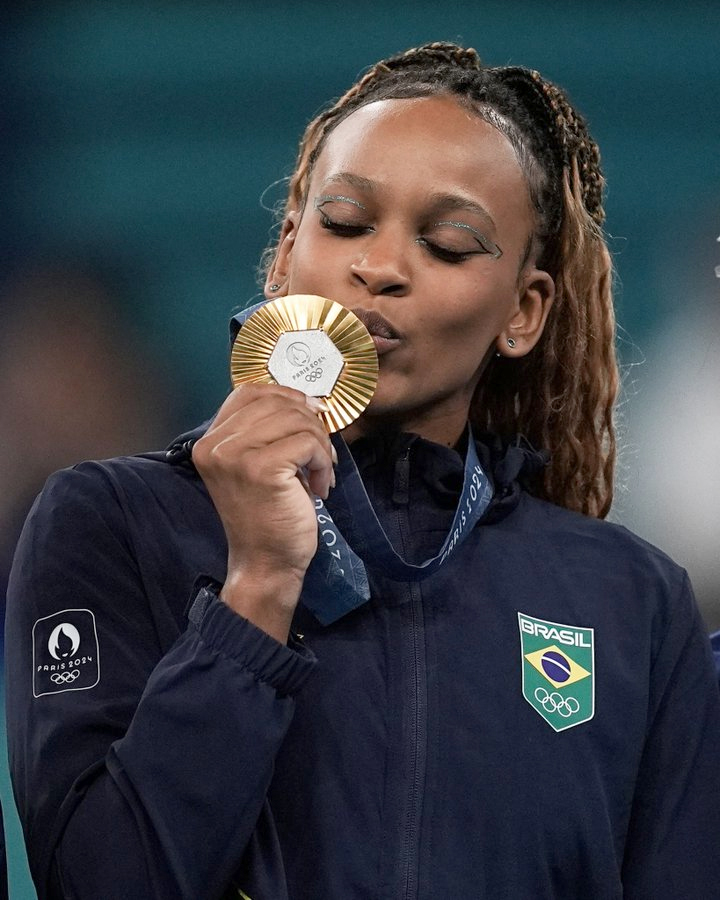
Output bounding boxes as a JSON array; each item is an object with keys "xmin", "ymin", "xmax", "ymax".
[
  {"xmin": 414, "ymin": 318, "xmax": 489, "ymax": 372},
  {"xmin": 427, "ymin": 290, "xmax": 506, "ymax": 340},
  {"xmin": 288, "ymin": 234, "xmax": 341, "ymax": 289},
  {"xmin": 416, "ymin": 291, "xmax": 512, "ymax": 364}
]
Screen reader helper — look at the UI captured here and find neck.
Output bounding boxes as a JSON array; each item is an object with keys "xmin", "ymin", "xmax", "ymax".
[{"xmin": 342, "ymin": 407, "xmax": 469, "ymax": 449}]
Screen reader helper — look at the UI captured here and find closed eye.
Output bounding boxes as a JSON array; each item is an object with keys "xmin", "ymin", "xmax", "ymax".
[
  {"xmin": 415, "ymin": 238, "xmax": 480, "ymax": 264},
  {"xmin": 318, "ymin": 213, "xmax": 372, "ymax": 238},
  {"xmin": 428, "ymin": 221, "xmax": 503, "ymax": 259}
]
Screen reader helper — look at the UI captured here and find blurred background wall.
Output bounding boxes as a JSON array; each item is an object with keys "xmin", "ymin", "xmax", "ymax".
[{"xmin": 1, "ymin": 2, "xmax": 718, "ymax": 895}]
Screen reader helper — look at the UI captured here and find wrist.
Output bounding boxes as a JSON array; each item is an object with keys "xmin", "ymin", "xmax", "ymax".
[{"xmin": 220, "ymin": 564, "xmax": 304, "ymax": 644}]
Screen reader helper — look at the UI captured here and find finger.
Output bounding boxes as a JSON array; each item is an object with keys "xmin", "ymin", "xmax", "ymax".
[
  {"xmin": 245, "ymin": 430, "xmax": 335, "ymax": 499},
  {"xmin": 208, "ymin": 387, "xmax": 332, "ymax": 447},
  {"xmin": 207, "ymin": 405, "xmax": 333, "ymax": 472},
  {"xmin": 208, "ymin": 382, "xmax": 309, "ymax": 431},
  {"xmin": 296, "ymin": 434, "xmax": 337, "ymax": 499},
  {"xmin": 198, "ymin": 395, "xmax": 329, "ymax": 464}
]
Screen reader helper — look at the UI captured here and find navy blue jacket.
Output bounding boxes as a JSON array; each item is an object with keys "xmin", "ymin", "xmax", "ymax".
[{"xmin": 5, "ymin": 425, "xmax": 720, "ymax": 898}]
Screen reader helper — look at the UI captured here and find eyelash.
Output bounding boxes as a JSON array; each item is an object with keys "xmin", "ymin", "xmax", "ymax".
[
  {"xmin": 318, "ymin": 215, "xmax": 368, "ymax": 239},
  {"xmin": 318, "ymin": 213, "xmax": 482, "ymax": 265}
]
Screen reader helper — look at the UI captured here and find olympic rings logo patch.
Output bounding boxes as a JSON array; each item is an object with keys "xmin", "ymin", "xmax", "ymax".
[
  {"xmin": 533, "ymin": 687, "xmax": 580, "ymax": 718},
  {"xmin": 50, "ymin": 670, "xmax": 81, "ymax": 685}
]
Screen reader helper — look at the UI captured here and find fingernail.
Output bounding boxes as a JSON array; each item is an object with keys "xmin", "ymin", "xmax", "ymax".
[{"xmin": 305, "ymin": 396, "xmax": 329, "ymax": 412}]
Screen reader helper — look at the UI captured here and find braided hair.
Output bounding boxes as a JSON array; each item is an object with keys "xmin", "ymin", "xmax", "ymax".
[{"xmin": 262, "ymin": 42, "xmax": 618, "ymax": 518}]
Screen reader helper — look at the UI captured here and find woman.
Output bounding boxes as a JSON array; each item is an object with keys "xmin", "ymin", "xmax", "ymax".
[{"xmin": 6, "ymin": 42, "xmax": 720, "ymax": 899}]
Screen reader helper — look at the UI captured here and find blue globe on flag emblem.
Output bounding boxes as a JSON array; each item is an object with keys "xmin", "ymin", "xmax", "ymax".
[{"xmin": 540, "ymin": 650, "xmax": 572, "ymax": 683}]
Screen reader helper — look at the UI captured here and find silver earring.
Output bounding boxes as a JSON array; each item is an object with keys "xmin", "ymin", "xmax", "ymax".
[
  {"xmin": 270, "ymin": 283, "xmax": 281, "ymax": 292},
  {"xmin": 507, "ymin": 337, "xmax": 516, "ymax": 349}
]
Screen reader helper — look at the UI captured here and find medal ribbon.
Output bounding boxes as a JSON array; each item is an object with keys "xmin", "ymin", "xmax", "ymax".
[
  {"xmin": 231, "ymin": 300, "xmax": 268, "ymax": 338},
  {"xmin": 302, "ymin": 430, "xmax": 493, "ymax": 625}
]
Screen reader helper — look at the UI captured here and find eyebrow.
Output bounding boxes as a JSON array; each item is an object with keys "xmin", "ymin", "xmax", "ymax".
[
  {"xmin": 424, "ymin": 192, "xmax": 497, "ymax": 232},
  {"xmin": 317, "ymin": 173, "xmax": 497, "ymax": 232},
  {"xmin": 318, "ymin": 172, "xmax": 376, "ymax": 194},
  {"xmin": 315, "ymin": 194, "xmax": 366, "ymax": 210}
]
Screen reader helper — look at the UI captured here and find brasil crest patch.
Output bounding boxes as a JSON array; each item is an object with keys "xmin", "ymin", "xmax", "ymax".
[{"xmin": 518, "ymin": 611, "xmax": 594, "ymax": 732}]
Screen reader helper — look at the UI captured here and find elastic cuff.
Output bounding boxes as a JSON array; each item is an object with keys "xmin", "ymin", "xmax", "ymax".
[{"xmin": 188, "ymin": 583, "xmax": 316, "ymax": 695}]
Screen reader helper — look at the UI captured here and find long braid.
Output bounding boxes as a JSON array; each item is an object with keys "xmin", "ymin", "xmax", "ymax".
[
  {"xmin": 477, "ymin": 65, "xmax": 617, "ymax": 517},
  {"xmin": 263, "ymin": 43, "xmax": 619, "ymax": 518}
]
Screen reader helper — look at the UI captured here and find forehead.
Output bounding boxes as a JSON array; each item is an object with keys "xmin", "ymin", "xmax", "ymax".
[{"xmin": 311, "ymin": 96, "xmax": 529, "ymax": 215}]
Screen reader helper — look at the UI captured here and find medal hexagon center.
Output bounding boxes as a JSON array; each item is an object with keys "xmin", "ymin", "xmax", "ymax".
[{"xmin": 268, "ymin": 329, "xmax": 345, "ymax": 397}]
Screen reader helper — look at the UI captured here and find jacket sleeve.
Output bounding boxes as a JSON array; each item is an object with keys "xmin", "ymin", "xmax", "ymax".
[
  {"xmin": 4, "ymin": 463, "xmax": 315, "ymax": 899},
  {"xmin": 621, "ymin": 573, "xmax": 720, "ymax": 896}
]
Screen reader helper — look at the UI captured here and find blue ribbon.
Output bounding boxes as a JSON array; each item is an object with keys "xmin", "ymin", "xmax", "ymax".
[{"xmin": 302, "ymin": 431, "xmax": 493, "ymax": 625}]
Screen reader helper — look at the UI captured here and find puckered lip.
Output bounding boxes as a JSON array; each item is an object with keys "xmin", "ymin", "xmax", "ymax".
[{"xmin": 350, "ymin": 307, "xmax": 401, "ymax": 341}]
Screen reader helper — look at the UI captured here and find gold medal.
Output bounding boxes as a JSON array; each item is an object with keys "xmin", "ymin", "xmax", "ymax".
[{"xmin": 230, "ymin": 294, "xmax": 378, "ymax": 432}]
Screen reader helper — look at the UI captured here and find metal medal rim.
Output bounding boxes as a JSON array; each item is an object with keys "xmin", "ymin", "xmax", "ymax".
[{"xmin": 230, "ymin": 294, "xmax": 379, "ymax": 433}]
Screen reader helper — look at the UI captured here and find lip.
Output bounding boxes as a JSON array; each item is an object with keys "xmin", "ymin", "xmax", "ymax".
[{"xmin": 351, "ymin": 308, "xmax": 402, "ymax": 356}]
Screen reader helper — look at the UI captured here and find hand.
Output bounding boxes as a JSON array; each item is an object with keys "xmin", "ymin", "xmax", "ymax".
[{"xmin": 192, "ymin": 384, "xmax": 335, "ymax": 641}]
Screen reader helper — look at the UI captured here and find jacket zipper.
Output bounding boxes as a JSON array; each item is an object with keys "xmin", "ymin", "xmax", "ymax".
[
  {"xmin": 394, "ymin": 446, "xmax": 427, "ymax": 900},
  {"xmin": 400, "ymin": 581, "xmax": 426, "ymax": 900}
]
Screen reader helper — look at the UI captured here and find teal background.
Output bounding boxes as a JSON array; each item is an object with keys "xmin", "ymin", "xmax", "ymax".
[{"xmin": 2, "ymin": 3, "xmax": 719, "ymax": 896}]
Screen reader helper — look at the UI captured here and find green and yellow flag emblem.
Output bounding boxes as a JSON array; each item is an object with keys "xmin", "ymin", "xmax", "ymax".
[{"xmin": 518, "ymin": 612, "xmax": 595, "ymax": 732}]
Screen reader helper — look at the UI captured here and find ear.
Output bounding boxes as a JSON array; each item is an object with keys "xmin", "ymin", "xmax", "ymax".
[
  {"xmin": 496, "ymin": 267, "xmax": 555, "ymax": 357},
  {"xmin": 263, "ymin": 211, "xmax": 299, "ymax": 298}
]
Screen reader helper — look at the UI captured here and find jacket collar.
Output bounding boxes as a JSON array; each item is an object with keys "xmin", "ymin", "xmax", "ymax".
[{"xmin": 164, "ymin": 420, "xmax": 548, "ymax": 522}]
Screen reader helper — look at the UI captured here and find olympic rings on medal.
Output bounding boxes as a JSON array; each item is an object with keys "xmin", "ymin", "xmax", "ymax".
[
  {"xmin": 305, "ymin": 368, "xmax": 324, "ymax": 383},
  {"xmin": 51, "ymin": 670, "xmax": 80, "ymax": 685},
  {"xmin": 534, "ymin": 687, "xmax": 580, "ymax": 717}
]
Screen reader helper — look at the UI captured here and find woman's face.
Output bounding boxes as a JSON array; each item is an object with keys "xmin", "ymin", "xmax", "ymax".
[{"xmin": 268, "ymin": 95, "xmax": 554, "ymax": 444}]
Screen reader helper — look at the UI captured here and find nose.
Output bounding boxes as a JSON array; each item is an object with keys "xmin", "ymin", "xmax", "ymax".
[{"xmin": 349, "ymin": 231, "xmax": 410, "ymax": 297}]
